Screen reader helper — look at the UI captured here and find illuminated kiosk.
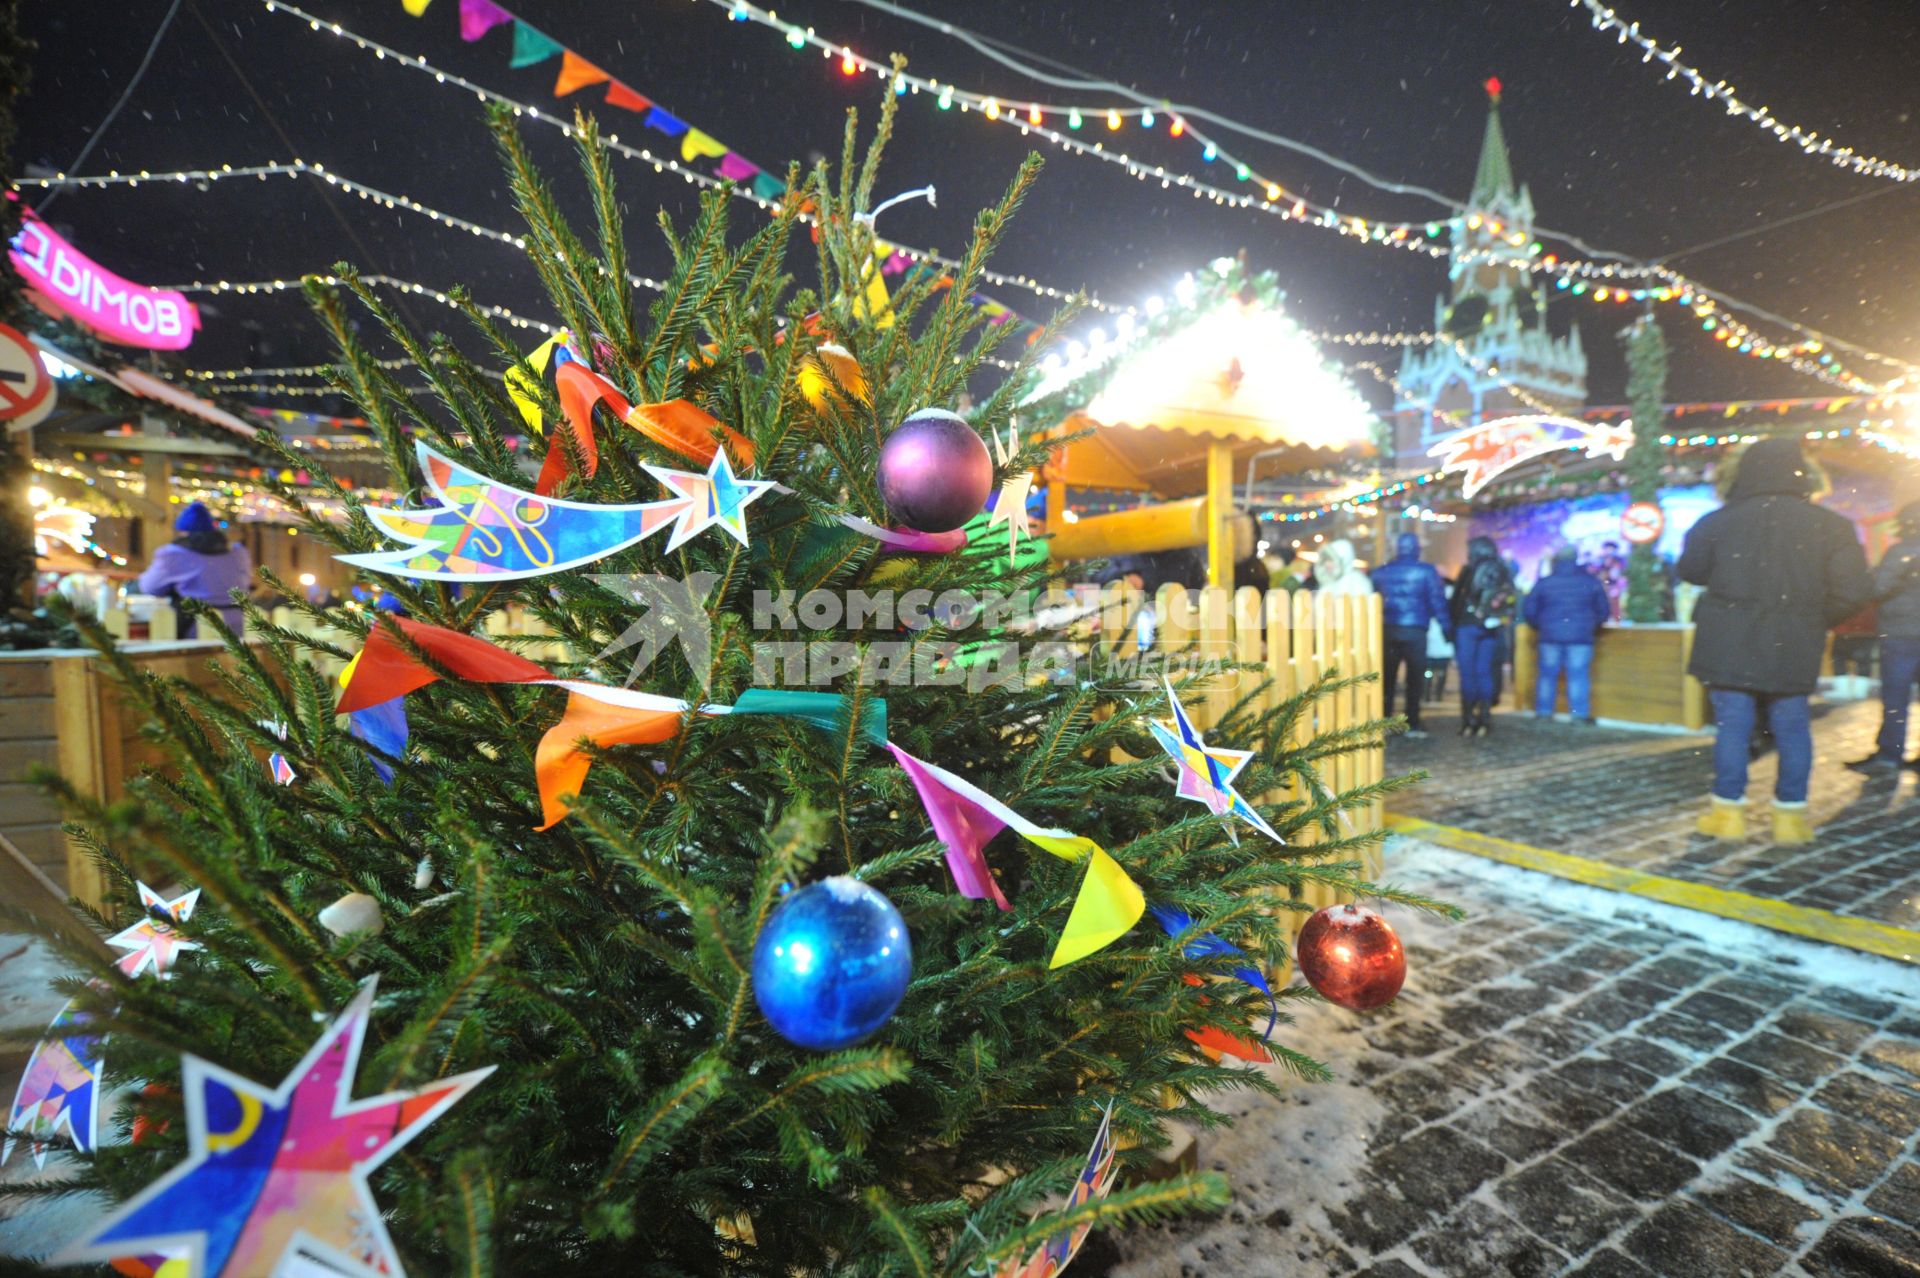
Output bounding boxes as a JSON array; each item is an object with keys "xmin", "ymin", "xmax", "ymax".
[{"xmin": 1027, "ymin": 272, "xmax": 1380, "ymax": 587}]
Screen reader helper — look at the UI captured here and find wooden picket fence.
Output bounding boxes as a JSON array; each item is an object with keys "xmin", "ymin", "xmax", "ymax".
[{"xmin": 1092, "ymin": 583, "xmax": 1386, "ymax": 934}]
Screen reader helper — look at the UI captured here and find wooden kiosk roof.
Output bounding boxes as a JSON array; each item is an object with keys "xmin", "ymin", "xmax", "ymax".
[{"xmin": 1044, "ymin": 298, "xmax": 1379, "ymax": 496}]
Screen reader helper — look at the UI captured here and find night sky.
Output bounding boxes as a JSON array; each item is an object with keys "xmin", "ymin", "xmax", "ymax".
[{"xmin": 16, "ymin": 0, "xmax": 1920, "ymax": 411}]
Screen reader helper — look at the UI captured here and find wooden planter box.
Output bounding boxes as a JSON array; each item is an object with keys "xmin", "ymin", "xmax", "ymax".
[
  {"xmin": 0, "ymin": 640, "xmax": 234, "ymax": 908},
  {"xmin": 1513, "ymin": 622, "xmax": 1707, "ymax": 729}
]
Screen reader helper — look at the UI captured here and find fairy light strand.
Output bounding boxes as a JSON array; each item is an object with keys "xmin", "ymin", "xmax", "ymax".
[
  {"xmin": 17, "ymin": 162, "xmax": 668, "ymax": 292},
  {"xmin": 698, "ymin": 0, "xmax": 1915, "ymax": 384},
  {"xmin": 259, "ymin": 0, "xmax": 1132, "ymax": 318},
  {"xmin": 1572, "ymin": 0, "xmax": 1920, "ymax": 184}
]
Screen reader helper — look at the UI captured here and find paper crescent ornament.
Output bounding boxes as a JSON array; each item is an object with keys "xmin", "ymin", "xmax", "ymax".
[
  {"xmin": 2, "ymin": 1000, "xmax": 101, "ymax": 1169},
  {"xmin": 55, "ymin": 978, "xmax": 493, "ymax": 1278},
  {"xmin": 336, "ymin": 442, "xmax": 769, "ymax": 581}
]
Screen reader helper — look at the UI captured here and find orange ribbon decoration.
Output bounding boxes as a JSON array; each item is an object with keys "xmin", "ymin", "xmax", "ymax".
[
  {"xmin": 533, "ymin": 691, "xmax": 683, "ymax": 830},
  {"xmin": 538, "ymin": 363, "xmax": 753, "ymax": 496}
]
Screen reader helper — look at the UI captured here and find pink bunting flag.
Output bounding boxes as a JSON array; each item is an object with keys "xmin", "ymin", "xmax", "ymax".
[
  {"xmin": 458, "ymin": 0, "xmax": 512, "ymax": 41},
  {"xmin": 885, "ymin": 744, "xmax": 1012, "ymax": 910},
  {"xmin": 716, "ymin": 152, "xmax": 761, "ymax": 183}
]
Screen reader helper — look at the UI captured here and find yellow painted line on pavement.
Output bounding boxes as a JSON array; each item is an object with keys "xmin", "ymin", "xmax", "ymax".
[{"xmin": 1384, "ymin": 813, "xmax": 1920, "ymax": 965}]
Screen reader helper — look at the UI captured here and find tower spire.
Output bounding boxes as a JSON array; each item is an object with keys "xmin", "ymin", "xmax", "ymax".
[{"xmin": 1471, "ymin": 77, "xmax": 1516, "ymax": 206}]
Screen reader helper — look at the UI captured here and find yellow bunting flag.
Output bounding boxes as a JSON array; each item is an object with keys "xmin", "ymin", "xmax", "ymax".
[
  {"xmin": 680, "ymin": 129, "xmax": 730, "ymax": 163},
  {"xmin": 402, "ymin": 0, "xmax": 432, "ymax": 13}
]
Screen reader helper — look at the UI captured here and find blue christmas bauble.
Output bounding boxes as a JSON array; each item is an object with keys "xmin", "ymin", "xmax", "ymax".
[{"xmin": 752, "ymin": 877, "xmax": 912, "ymax": 1051}]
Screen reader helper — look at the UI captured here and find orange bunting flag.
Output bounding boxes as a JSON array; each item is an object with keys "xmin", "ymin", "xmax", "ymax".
[
  {"xmin": 554, "ymin": 50, "xmax": 611, "ymax": 97},
  {"xmin": 605, "ymin": 81, "xmax": 652, "ymax": 113},
  {"xmin": 680, "ymin": 129, "xmax": 730, "ymax": 163},
  {"xmin": 539, "ymin": 362, "xmax": 753, "ymax": 496},
  {"xmin": 534, "ymin": 691, "xmax": 683, "ymax": 829}
]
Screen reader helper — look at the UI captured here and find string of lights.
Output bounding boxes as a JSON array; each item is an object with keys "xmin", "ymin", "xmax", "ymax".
[
  {"xmin": 183, "ymin": 356, "xmax": 414, "ymax": 380},
  {"xmin": 51, "ymin": 3, "xmax": 1902, "ymax": 401},
  {"xmin": 1571, "ymin": 0, "xmax": 1920, "ymax": 185},
  {"xmin": 159, "ymin": 273, "xmax": 560, "ymax": 335},
  {"xmin": 261, "ymin": 0, "xmax": 1132, "ymax": 319},
  {"xmin": 266, "ymin": 0, "xmax": 1917, "ymax": 390},
  {"xmin": 698, "ymin": 0, "xmax": 1919, "ymax": 384},
  {"xmin": 1316, "ymin": 330, "xmax": 1436, "ymax": 347},
  {"xmin": 16, "ymin": 162, "xmax": 670, "ymax": 292}
]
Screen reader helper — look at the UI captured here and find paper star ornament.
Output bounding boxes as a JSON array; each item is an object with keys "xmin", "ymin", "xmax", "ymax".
[
  {"xmin": 643, "ymin": 447, "xmax": 774, "ymax": 551},
  {"xmin": 985, "ymin": 421, "xmax": 1034, "ymax": 560},
  {"xmin": 109, "ymin": 883, "xmax": 203, "ymax": 980},
  {"xmin": 56, "ymin": 978, "xmax": 494, "ymax": 1278},
  {"xmin": 1148, "ymin": 678, "xmax": 1282, "ymax": 843}
]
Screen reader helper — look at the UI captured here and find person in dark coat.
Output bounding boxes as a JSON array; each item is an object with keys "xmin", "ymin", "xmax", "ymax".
[
  {"xmin": 1522, "ymin": 545, "xmax": 1612, "ymax": 722},
  {"xmin": 1370, "ymin": 532, "xmax": 1452, "ymax": 737},
  {"xmin": 1679, "ymin": 437, "xmax": 1871, "ymax": 844},
  {"xmin": 1450, "ymin": 534, "xmax": 1517, "ymax": 737},
  {"xmin": 1848, "ymin": 499, "xmax": 1920, "ymax": 770}
]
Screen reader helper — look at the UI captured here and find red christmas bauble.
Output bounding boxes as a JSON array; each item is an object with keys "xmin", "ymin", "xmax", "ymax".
[{"xmin": 1296, "ymin": 904, "xmax": 1405, "ymax": 1011}]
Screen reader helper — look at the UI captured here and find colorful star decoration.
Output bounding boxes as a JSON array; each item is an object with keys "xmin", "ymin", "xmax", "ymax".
[
  {"xmin": 986, "ymin": 422, "xmax": 1034, "ymax": 560},
  {"xmin": 1147, "ymin": 678, "xmax": 1283, "ymax": 844},
  {"xmin": 644, "ymin": 448, "xmax": 774, "ymax": 552},
  {"xmin": 108, "ymin": 882, "xmax": 203, "ymax": 981},
  {"xmin": 57, "ymin": 979, "xmax": 494, "ymax": 1278}
]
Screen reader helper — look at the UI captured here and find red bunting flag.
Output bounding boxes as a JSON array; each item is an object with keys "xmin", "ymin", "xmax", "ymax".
[
  {"xmin": 554, "ymin": 50, "xmax": 610, "ymax": 96},
  {"xmin": 337, "ymin": 618, "xmax": 550, "ymax": 714},
  {"xmin": 605, "ymin": 81, "xmax": 652, "ymax": 113}
]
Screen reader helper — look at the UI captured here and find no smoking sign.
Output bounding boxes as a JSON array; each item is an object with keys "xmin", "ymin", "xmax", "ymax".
[
  {"xmin": 0, "ymin": 322, "xmax": 55, "ymax": 433},
  {"xmin": 1621, "ymin": 500, "xmax": 1665, "ymax": 546}
]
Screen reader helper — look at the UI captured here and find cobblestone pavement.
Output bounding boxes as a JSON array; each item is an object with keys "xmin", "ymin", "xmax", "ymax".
[
  {"xmin": 1107, "ymin": 842, "xmax": 1920, "ymax": 1278},
  {"xmin": 1385, "ymin": 696, "xmax": 1920, "ymax": 933}
]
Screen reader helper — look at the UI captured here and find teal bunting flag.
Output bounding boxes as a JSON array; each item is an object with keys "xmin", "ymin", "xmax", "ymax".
[
  {"xmin": 732, "ymin": 690, "xmax": 886, "ymax": 746},
  {"xmin": 510, "ymin": 21, "xmax": 563, "ymax": 67},
  {"xmin": 750, "ymin": 171, "xmax": 786, "ymax": 202}
]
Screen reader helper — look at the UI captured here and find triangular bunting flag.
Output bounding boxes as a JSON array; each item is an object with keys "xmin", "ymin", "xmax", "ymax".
[
  {"xmin": 402, "ymin": 0, "xmax": 433, "ymax": 15},
  {"xmin": 750, "ymin": 171, "xmax": 786, "ymax": 201},
  {"xmin": 509, "ymin": 21, "xmax": 563, "ymax": 67},
  {"xmin": 681, "ymin": 129, "xmax": 729, "ymax": 163},
  {"xmin": 643, "ymin": 106, "xmax": 689, "ymax": 137},
  {"xmin": 716, "ymin": 152, "xmax": 760, "ymax": 183},
  {"xmin": 458, "ymin": 0, "xmax": 512, "ymax": 41},
  {"xmin": 605, "ymin": 81, "xmax": 652, "ymax": 112},
  {"xmin": 554, "ymin": 50, "xmax": 611, "ymax": 96}
]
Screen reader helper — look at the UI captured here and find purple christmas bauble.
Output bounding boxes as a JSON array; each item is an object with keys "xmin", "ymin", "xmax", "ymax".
[{"xmin": 877, "ymin": 409, "xmax": 994, "ymax": 533}]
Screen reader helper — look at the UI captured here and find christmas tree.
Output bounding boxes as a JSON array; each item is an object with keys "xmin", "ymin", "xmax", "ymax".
[{"xmin": 15, "ymin": 86, "xmax": 1438, "ymax": 1276}]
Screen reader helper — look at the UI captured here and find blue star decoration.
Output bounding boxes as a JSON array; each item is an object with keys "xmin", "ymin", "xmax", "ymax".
[
  {"xmin": 55, "ymin": 978, "xmax": 493, "ymax": 1278},
  {"xmin": 1147, "ymin": 677, "xmax": 1284, "ymax": 843},
  {"xmin": 644, "ymin": 448, "xmax": 774, "ymax": 552}
]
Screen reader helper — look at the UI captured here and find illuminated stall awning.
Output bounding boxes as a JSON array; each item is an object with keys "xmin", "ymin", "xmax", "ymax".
[{"xmin": 1047, "ymin": 299, "xmax": 1379, "ymax": 496}]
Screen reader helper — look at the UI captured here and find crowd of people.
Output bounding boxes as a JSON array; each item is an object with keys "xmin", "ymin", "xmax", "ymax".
[{"xmin": 1323, "ymin": 436, "xmax": 1919, "ymax": 848}]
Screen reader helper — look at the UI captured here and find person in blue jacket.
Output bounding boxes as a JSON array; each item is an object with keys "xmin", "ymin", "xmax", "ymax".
[
  {"xmin": 1369, "ymin": 532, "xmax": 1452, "ymax": 737},
  {"xmin": 1522, "ymin": 545, "xmax": 1613, "ymax": 723}
]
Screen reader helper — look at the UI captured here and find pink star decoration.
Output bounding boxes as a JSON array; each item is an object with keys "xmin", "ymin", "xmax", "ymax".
[{"xmin": 108, "ymin": 883, "xmax": 203, "ymax": 980}]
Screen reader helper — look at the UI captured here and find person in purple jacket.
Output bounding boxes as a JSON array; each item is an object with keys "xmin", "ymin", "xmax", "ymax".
[{"xmin": 138, "ymin": 502, "xmax": 253, "ymax": 637}]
